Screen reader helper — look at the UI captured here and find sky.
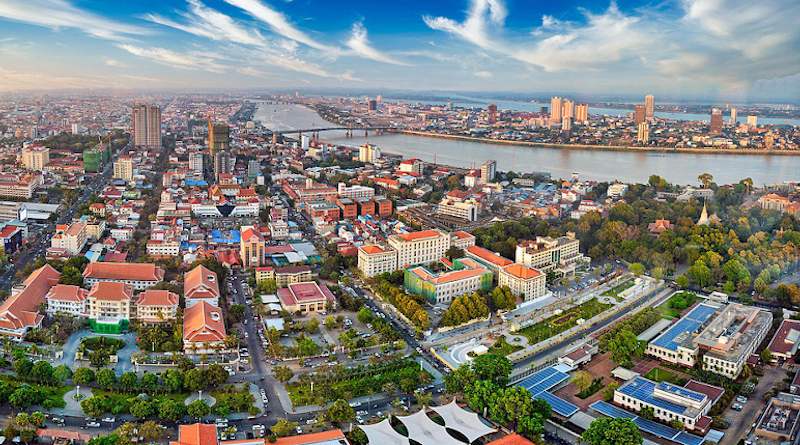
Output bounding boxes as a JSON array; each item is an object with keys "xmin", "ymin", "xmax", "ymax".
[{"xmin": 0, "ymin": 0, "xmax": 799, "ymax": 100}]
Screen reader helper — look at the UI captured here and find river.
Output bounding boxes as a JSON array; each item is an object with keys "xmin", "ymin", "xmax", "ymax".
[{"xmin": 255, "ymin": 103, "xmax": 800, "ymax": 185}]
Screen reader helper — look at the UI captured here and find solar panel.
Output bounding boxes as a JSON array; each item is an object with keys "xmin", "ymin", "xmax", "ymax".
[
  {"xmin": 674, "ymin": 431, "xmax": 705, "ymax": 445},
  {"xmin": 588, "ymin": 401, "xmax": 636, "ymax": 419},
  {"xmin": 517, "ymin": 367, "xmax": 569, "ymax": 397},
  {"xmin": 657, "ymin": 382, "xmax": 706, "ymax": 402},
  {"xmin": 634, "ymin": 417, "xmax": 680, "ymax": 440},
  {"xmin": 538, "ymin": 391, "xmax": 579, "ymax": 417},
  {"xmin": 650, "ymin": 304, "xmax": 717, "ymax": 351},
  {"xmin": 619, "ymin": 378, "xmax": 688, "ymax": 414}
]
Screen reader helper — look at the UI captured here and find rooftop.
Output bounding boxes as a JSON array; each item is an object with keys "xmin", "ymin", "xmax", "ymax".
[{"xmin": 466, "ymin": 245, "xmax": 514, "ymax": 267}]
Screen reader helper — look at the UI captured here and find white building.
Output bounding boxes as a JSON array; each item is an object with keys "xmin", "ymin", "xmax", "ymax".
[
  {"xmin": 358, "ymin": 245, "xmax": 398, "ymax": 278},
  {"xmin": 146, "ymin": 239, "xmax": 181, "ymax": 257},
  {"xmin": 498, "ymin": 264, "xmax": 547, "ymax": 301},
  {"xmin": 50, "ymin": 222, "xmax": 87, "ymax": 255},
  {"xmin": 614, "ymin": 377, "xmax": 713, "ymax": 431},
  {"xmin": 338, "ymin": 183, "xmax": 375, "ymax": 199},
  {"xmin": 437, "ymin": 199, "xmax": 479, "ymax": 221},
  {"xmin": 607, "ymin": 183, "xmax": 629, "ymax": 198},
  {"xmin": 113, "ymin": 156, "xmax": 134, "ymax": 181},
  {"xmin": 388, "ymin": 230, "xmax": 450, "ymax": 269},
  {"xmin": 45, "ymin": 284, "xmax": 89, "ymax": 317},
  {"xmin": 268, "ymin": 220, "xmax": 289, "ymax": 240},
  {"xmin": 515, "ymin": 234, "xmax": 584, "ymax": 277},
  {"xmin": 21, "ymin": 145, "xmax": 49, "ymax": 171},
  {"xmin": 358, "ymin": 143, "xmax": 381, "ymax": 163}
]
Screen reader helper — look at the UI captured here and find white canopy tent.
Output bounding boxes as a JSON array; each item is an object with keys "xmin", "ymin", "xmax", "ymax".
[
  {"xmin": 431, "ymin": 400, "xmax": 497, "ymax": 443},
  {"xmin": 359, "ymin": 418, "xmax": 408, "ymax": 445},
  {"xmin": 396, "ymin": 410, "xmax": 466, "ymax": 445}
]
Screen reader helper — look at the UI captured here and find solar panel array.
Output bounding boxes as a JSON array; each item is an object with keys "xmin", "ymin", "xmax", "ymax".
[
  {"xmin": 516, "ymin": 367, "xmax": 578, "ymax": 418},
  {"xmin": 651, "ymin": 304, "xmax": 717, "ymax": 350},
  {"xmin": 589, "ymin": 401, "xmax": 705, "ymax": 445},
  {"xmin": 539, "ymin": 391, "xmax": 580, "ymax": 417},
  {"xmin": 618, "ymin": 378, "xmax": 688, "ymax": 414},
  {"xmin": 657, "ymin": 382, "xmax": 706, "ymax": 403}
]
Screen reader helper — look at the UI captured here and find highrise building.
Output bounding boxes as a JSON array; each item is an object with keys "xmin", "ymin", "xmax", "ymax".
[
  {"xmin": 575, "ymin": 104, "xmax": 589, "ymax": 124},
  {"xmin": 132, "ymin": 104, "xmax": 162, "ymax": 149},
  {"xmin": 367, "ymin": 99, "xmax": 377, "ymax": 111},
  {"xmin": 637, "ymin": 122, "xmax": 650, "ymax": 143},
  {"xmin": 645, "ymin": 94, "xmax": 655, "ymax": 120},
  {"xmin": 634, "ymin": 105, "xmax": 647, "ymax": 125},
  {"xmin": 562, "ymin": 117, "xmax": 572, "ymax": 132},
  {"xmin": 710, "ymin": 109, "xmax": 723, "ymax": 133},
  {"xmin": 540, "ymin": 106, "xmax": 549, "ymax": 114},
  {"xmin": 71, "ymin": 123, "xmax": 82, "ymax": 134},
  {"xmin": 729, "ymin": 108, "xmax": 737, "ymax": 126},
  {"xmin": 480, "ymin": 160, "xmax": 497, "ymax": 185},
  {"xmin": 562, "ymin": 100, "xmax": 575, "ymax": 120},
  {"xmin": 113, "ymin": 155, "xmax": 134, "ymax": 181},
  {"xmin": 487, "ymin": 104, "xmax": 498, "ymax": 124},
  {"xmin": 208, "ymin": 120, "xmax": 230, "ymax": 163},
  {"xmin": 550, "ymin": 97, "xmax": 563, "ymax": 123},
  {"xmin": 214, "ymin": 150, "xmax": 232, "ymax": 176},
  {"xmin": 747, "ymin": 115, "xmax": 758, "ymax": 127},
  {"xmin": 29, "ymin": 125, "xmax": 38, "ymax": 139},
  {"xmin": 189, "ymin": 152, "xmax": 204, "ymax": 176},
  {"xmin": 358, "ymin": 143, "xmax": 381, "ymax": 164},
  {"xmin": 765, "ymin": 132, "xmax": 775, "ymax": 149},
  {"xmin": 248, "ymin": 159, "xmax": 261, "ymax": 178},
  {"xmin": 21, "ymin": 145, "xmax": 49, "ymax": 171}
]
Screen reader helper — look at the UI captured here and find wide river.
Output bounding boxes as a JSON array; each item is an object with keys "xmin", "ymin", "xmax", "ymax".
[{"xmin": 255, "ymin": 103, "xmax": 800, "ymax": 185}]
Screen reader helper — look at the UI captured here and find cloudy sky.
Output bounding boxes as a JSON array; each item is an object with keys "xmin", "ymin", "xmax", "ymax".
[{"xmin": 0, "ymin": 0, "xmax": 798, "ymax": 99}]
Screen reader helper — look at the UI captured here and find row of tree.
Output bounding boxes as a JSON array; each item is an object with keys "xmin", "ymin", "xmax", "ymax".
[{"xmin": 440, "ymin": 292, "xmax": 489, "ymax": 327}]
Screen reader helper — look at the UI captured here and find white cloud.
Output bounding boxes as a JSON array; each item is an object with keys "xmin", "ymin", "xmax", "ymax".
[
  {"xmin": 116, "ymin": 44, "xmax": 227, "ymax": 73},
  {"xmin": 473, "ymin": 70, "xmax": 492, "ymax": 78},
  {"xmin": 0, "ymin": 67, "xmax": 95, "ymax": 91},
  {"xmin": 423, "ymin": 0, "xmax": 506, "ymax": 50},
  {"xmin": 346, "ymin": 22, "xmax": 408, "ymax": 66},
  {"xmin": 145, "ymin": 0, "xmax": 265, "ymax": 46},
  {"xmin": 222, "ymin": 0, "xmax": 334, "ymax": 51},
  {"xmin": 0, "ymin": 0, "xmax": 146, "ymax": 41},
  {"xmin": 104, "ymin": 58, "xmax": 126, "ymax": 67}
]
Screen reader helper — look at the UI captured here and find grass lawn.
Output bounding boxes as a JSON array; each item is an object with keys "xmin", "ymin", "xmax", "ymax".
[
  {"xmin": 488, "ymin": 337, "xmax": 524, "ymax": 356},
  {"xmin": 90, "ymin": 388, "xmax": 189, "ymax": 413},
  {"xmin": 516, "ymin": 298, "xmax": 613, "ymax": 345},
  {"xmin": 0, "ymin": 374, "xmax": 67, "ymax": 409},
  {"xmin": 602, "ymin": 279, "xmax": 635, "ymax": 302},
  {"xmin": 644, "ymin": 367, "xmax": 688, "ymax": 385},
  {"xmin": 211, "ymin": 384, "xmax": 258, "ymax": 416}
]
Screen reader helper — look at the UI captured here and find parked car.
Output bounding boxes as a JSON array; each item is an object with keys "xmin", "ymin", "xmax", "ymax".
[
  {"xmin": 731, "ymin": 403, "xmax": 743, "ymax": 411},
  {"xmin": 101, "ymin": 417, "xmax": 115, "ymax": 423},
  {"xmin": 86, "ymin": 422, "xmax": 101, "ymax": 428},
  {"xmin": 736, "ymin": 396, "xmax": 748, "ymax": 404}
]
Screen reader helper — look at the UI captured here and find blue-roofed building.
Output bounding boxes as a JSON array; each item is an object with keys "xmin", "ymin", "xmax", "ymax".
[
  {"xmin": 646, "ymin": 302, "xmax": 721, "ymax": 367},
  {"xmin": 614, "ymin": 376, "xmax": 713, "ymax": 432}
]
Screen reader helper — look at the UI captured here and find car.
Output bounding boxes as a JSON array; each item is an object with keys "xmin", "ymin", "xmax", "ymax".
[
  {"xmin": 51, "ymin": 417, "xmax": 65, "ymax": 425},
  {"xmin": 732, "ymin": 403, "xmax": 743, "ymax": 411},
  {"xmin": 86, "ymin": 422, "xmax": 101, "ymax": 428},
  {"xmin": 296, "ymin": 426, "xmax": 303, "ymax": 434},
  {"xmin": 736, "ymin": 396, "xmax": 748, "ymax": 404},
  {"xmin": 349, "ymin": 401, "xmax": 362, "ymax": 407},
  {"xmin": 306, "ymin": 419, "xmax": 317, "ymax": 425},
  {"xmin": 356, "ymin": 416, "xmax": 364, "ymax": 424},
  {"xmin": 102, "ymin": 417, "xmax": 116, "ymax": 423}
]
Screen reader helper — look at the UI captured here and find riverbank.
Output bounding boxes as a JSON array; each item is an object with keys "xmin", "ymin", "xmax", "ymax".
[{"xmin": 398, "ymin": 130, "xmax": 800, "ymax": 156}]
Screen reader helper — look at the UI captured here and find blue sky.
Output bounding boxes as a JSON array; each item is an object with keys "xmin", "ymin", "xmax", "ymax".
[{"xmin": 0, "ymin": 0, "xmax": 798, "ymax": 99}]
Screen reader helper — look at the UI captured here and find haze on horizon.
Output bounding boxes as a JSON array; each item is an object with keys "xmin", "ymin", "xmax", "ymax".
[{"xmin": 0, "ymin": 0, "xmax": 798, "ymax": 102}]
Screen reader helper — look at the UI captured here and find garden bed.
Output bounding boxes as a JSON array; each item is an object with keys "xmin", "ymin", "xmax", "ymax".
[
  {"xmin": 516, "ymin": 298, "xmax": 613, "ymax": 345},
  {"xmin": 488, "ymin": 337, "xmax": 524, "ymax": 356}
]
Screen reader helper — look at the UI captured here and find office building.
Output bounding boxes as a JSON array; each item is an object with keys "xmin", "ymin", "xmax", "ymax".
[
  {"xmin": 614, "ymin": 377, "xmax": 716, "ymax": 431},
  {"xmin": 637, "ymin": 122, "xmax": 650, "ymax": 143},
  {"xmin": 208, "ymin": 120, "xmax": 230, "ymax": 162},
  {"xmin": 575, "ymin": 104, "xmax": 588, "ymax": 124},
  {"xmin": 214, "ymin": 150, "xmax": 232, "ymax": 176},
  {"xmin": 358, "ymin": 143, "xmax": 381, "ymax": 163},
  {"xmin": 248, "ymin": 159, "xmax": 261, "ymax": 178},
  {"xmin": 113, "ymin": 155, "xmax": 134, "ymax": 181},
  {"xmin": 515, "ymin": 234, "xmax": 584, "ymax": 277},
  {"xmin": 550, "ymin": 97, "xmax": 563, "ymax": 123},
  {"xmin": 132, "ymin": 104, "xmax": 162, "ymax": 149},
  {"xmin": 747, "ymin": 115, "xmax": 758, "ymax": 127},
  {"xmin": 358, "ymin": 245, "xmax": 398, "ymax": 277},
  {"xmin": 240, "ymin": 226, "xmax": 266, "ymax": 269},
  {"xmin": 562, "ymin": 100, "xmax": 575, "ymax": 120},
  {"xmin": 437, "ymin": 198, "xmax": 478, "ymax": 221},
  {"xmin": 499, "ymin": 264, "xmax": 546, "ymax": 301},
  {"xmin": 487, "ymin": 103, "xmax": 498, "ymax": 124},
  {"xmin": 729, "ymin": 108, "xmax": 737, "ymax": 125},
  {"xmin": 645, "ymin": 94, "xmax": 655, "ymax": 119},
  {"xmin": 389, "ymin": 230, "xmax": 450, "ymax": 269},
  {"xmin": 82, "ymin": 262, "xmax": 165, "ymax": 290},
  {"xmin": 634, "ymin": 105, "xmax": 647, "ymax": 125},
  {"xmin": 21, "ymin": 145, "xmax": 49, "ymax": 171},
  {"xmin": 0, "ymin": 201, "xmax": 27, "ymax": 223},
  {"xmin": 367, "ymin": 99, "xmax": 377, "ymax": 111},
  {"xmin": 710, "ymin": 109, "xmax": 723, "ymax": 133},
  {"xmin": 405, "ymin": 258, "xmax": 493, "ymax": 305},
  {"xmin": 481, "ymin": 160, "xmax": 497, "ymax": 184}
]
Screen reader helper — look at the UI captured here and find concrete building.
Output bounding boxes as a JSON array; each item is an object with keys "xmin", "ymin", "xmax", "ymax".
[
  {"xmin": 240, "ymin": 226, "xmax": 266, "ymax": 269},
  {"xmin": 515, "ymin": 234, "xmax": 584, "ymax": 277},
  {"xmin": 183, "ymin": 301, "xmax": 226, "ymax": 353},
  {"xmin": 404, "ymin": 258, "xmax": 493, "ymax": 304},
  {"xmin": 607, "ymin": 183, "xmax": 629, "ymax": 198},
  {"xmin": 50, "ymin": 222, "xmax": 87, "ymax": 255},
  {"xmin": 0, "ymin": 173, "xmax": 41, "ymax": 199},
  {"xmin": 358, "ymin": 245, "xmax": 398, "ymax": 278},
  {"xmin": 21, "ymin": 145, "xmax": 49, "ymax": 171},
  {"xmin": 753, "ymin": 392, "xmax": 800, "ymax": 444},
  {"xmin": 450, "ymin": 231, "xmax": 476, "ymax": 250},
  {"xmin": 87, "ymin": 281, "xmax": 134, "ymax": 324},
  {"xmin": 113, "ymin": 155, "xmax": 134, "ymax": 181},
  {"xmin": 208, "ymin": 120, "xmax": 230, "ymax": 163},
  {"xmin": 358, "ymin": 143, "xmax": 381, "ymax": 163},
  {"xmin": 277, "ymin": 282, "xmax": 336, "ymax": 314},
  {"xmin": 550, "ymin": 97, "xmax": 563, "ymax": 123},
  {"xmin": 634, "ymin": 105, "xmax": 646, "ymax": 125},
  {"xmin": 637, "ymin": 122, "xmax": 650, "ymax": 143},
  {"xmin": 45, "ymin": 284, "xmax": 89, "ymax": 317},
  {"xmin": 135, "ymin": 290, "xmax": 179, "ymax": 323},
  {"xmin": 481, "ymin": 160, "xmax": 497, "ymax": 185},
  {"xmin": 388, "ymin": 230, "xmax": 450, "ymax": 269},
  {"xmin": 645, "ymin": 94, "xmax": 655, "ymax": 120},
  {"xmin": 614, "ymin": 377, "xmax": 715, "ymax": 431},
  {"xmin": 132, "ymin": 104, "xmax": 162, "ymax": 149},
  {"xmin": 499, "ymin": 263, "xmax": 546, "ymax": 301},
  {"xmin": 83, "ymin": 262, "xmax": 164, "ymax": 290},
  {"xmin": 255, "ymin": 265, "xmax": 312, "ymax": 286},
  {"xmin": 0, "ymin": 265, "xmax": 60, "ymax": 340},
  {"xmin": 0, "ymin": 201, "xmax": 27, "ymax": 223},
  {"xmin": 767, "ymin": 319, "xmax": 800, "ymax": 362},
  {"xmin": 437, "ymin": 198, "xmax": 478, "ymax": 221},
  {"xmin": 337, "ymin": 183, "xmax": 374, "ymax": 199}
]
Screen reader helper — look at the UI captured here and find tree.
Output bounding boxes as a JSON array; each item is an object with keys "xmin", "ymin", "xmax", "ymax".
[
  {"xmin": 356, "ymin": 308, "xmax": 372, "ymax": 324},
  {"xmin": 158, "ymin": 399, "xmax": 185, "ymax": 422},
  {"xmin": 669, "ymin": 419, "xmax": 685, "ymax": 431},
  {"xmin": 53, "ymin": 365, "xmax": 73, "ymax": 381},
  {"xmin": 228, "ymin": 304, "xmax": 246, "ymax": 323},
  {"xmin": 81, "ymin": 397, "xmax": 107, "ymax": 418},
  {"xmin": 444, "ymin": 246, "xmax": 464, "ymax": 261},
  {"xmin": 29, "ymin": 411, "xmax": 45, "ymax": 428},
  {"xmin": 184, "ymin": 369, "xmax": 206, "ymax": 392},
  {"xmin": 129, "ymin": 400, "xmax": 156, "ymax": 419},
  {"xmin": 640, "ymin": 406, "xmax": 655, "ymax": 420},
  {"xmin": 96, "ymin": 369, "xmax": 116, "ymax": 388},
  {"xmin": 206, "ymin": 364, "xmax": 229, "ymax": 387},
  {"xmin": 58, "ymin": 266, "xmax": 84, "ymax": 286},
  {"xmin": 258, "ymin": 279, "xmax": 278, "ymax": 294},
  {"xmin": 274, "ymin": 366, "xmax": 294, "ymax": 383},
  {"xmin": 676, "ymin": 275, "xmax": 689, "ymax": 288},
  {"xmin": 698, "ymin": 173, "xmax": 713, "ymax": 188},
  {"xmin": 186, "ymin": 399, "xmax": 211, "ymax": 418},
  {"xmin": 31, "ymin": 360, "xmax": 54, "ymax": 384},
  {"xmin": 572, "ymin": 370, "xmax": 592, "ymax": 392},
  {"xmin": 138, "ymin": 421, "xmax": 165, "ymax": 441},
  {"xmin": 628, "ymin": 263, "xmax": 646, "ymax": 277},
  {"xmin": 141, "ymin": 373, "xmax": 158, "ymax": 389},
  {"xmin": 582, "ymin": 417, "xmax": 643, "ymax": 445},
  {"xmin": 13, "ymin": 358, "xmax": 32, "ymax": 377},
  {"xmin": 73, "ymin": 367, "xmax": 95, "ymax": 385},
  {"xmin": 119, "ymin": 372, "xmax": 138, "ymax": 390},
  {"xmin": 602, "ymin": 382, "xmax": 619, "ymax": 402},
  {"xmin": 163, "ymin": 369, "xmax": 184, "ymax": 392},
  {"xmin": 761, "ymin": 348, "xmax": 773, "ymax": 364},
  {"xmin": 606, "ymin": 330, "xmax": 644, "ymax": 368},
  {"xmin": 326, "ymin": 399, "xmax": 355, "ymax": 424},
  {"xmin": 272, "ymin": 419, "xmax": 299, "ymax": 438},
  {"xmin": 471, "ymin": 354, "xmax": 512, "ymax": 387}
]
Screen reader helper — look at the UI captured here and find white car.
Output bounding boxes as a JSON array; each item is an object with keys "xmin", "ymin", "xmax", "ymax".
[
  {"xmin": 86, "ymin": 422, "xmax": 101, "ymax": 428},
  {"xmin": 306, "ymin": 419, "xmax": 317, "ymax": 425}
]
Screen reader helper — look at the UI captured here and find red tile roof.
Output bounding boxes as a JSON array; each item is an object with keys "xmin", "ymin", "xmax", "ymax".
[
  {"xmin": 83, "ymin": 262, "xmax": 164, "ymax": 282},
  {"xmin": 767, "ymin": 319, "xmax": 800, "ymax": 357},
  {"xmin": 183, "ymin": 301, "xmax": 226, "ymax": 343},
  {"xmin": 46, "ymin": 284, "xmax": 88, "ymax": 303},
  {"xmin": 271, "ymin": 430, "xmax": 346, "ymax": 445},
  {"xmin": 466, "ymin": 245, "xmax": 514, "ymax": 267},
  {"xmin": 88, "ymin": 281, "xmax": 133, "ymax": 301},
  {"xmin": 184, "ymin": 265, "xmax": 220, "ymax": 302},
  {"xmin": 486, "ymin": 433, "xmax": 535, "ymax": 445},
  {"xmin": 137, "ymin": 290, "xmax": 179, "ymax": 307},
  {"xmin": 502, "ymin": 264, "xmax": 542, "ymax": 280},
  {"xmin": 278, "ymin": 282, "xmax": 336, "ymax": 306},
  {"xmin": 170, "ymin": 424, "xmax": 218, "ymax": 445},
  {"xmin": 0, "ymin": 265, "xmax": 60, "ymax": 335},
  {"xmin": 395, "ymin": 230, "xmax": 443, "ymax": 242}
]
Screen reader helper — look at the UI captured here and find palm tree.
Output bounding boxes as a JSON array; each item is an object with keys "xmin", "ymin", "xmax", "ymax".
[
  {"xmin": 743, "ymin": 177, "xmax": 754, "ymax": 195},
  {"xmin": 698, "ymin": 172, "xmax": 713, "ymax": 188}
]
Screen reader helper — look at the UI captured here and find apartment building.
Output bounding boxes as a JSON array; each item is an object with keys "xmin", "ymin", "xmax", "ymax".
[
  {"xmin": 405, "ymin": 258, "xmax": 493, "ymax": 304},
  {"xmin": 113, "ymin": 155, "xmax": 134, "ymax": 181},
  {"xmin": 515, "ymin": 233, "xmax": 584, "ymax": 277},
  {"xmin": 51, "ymin": 222, "xmax": 87, "ymax": 255},
  {"xmin": 255, "ymin": 265, "xmax": 312, "ymax": 286},
  {"xmin": 358, "ymin": 245, "xmax": 398, "ymax": 278},
  {"xmin": 268, "ymin": 220, "xmax": 289, "ymax": 240},
  {"xmin": 21, "ymin": 145, "xmax": 49, "ymax": 171},
  {"xmin": 135, "ymin": 290, "xmax": 179, "ymax": 323}
]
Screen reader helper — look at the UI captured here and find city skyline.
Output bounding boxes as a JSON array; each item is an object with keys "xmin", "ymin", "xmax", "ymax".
[{"xmin": 0, "ymin": 0, "xmax": 798, "ymax": 100}]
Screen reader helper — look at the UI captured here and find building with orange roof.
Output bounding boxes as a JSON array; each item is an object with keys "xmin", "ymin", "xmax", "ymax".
[
  {"xmin": 277, "ymin": 282, "xmax": 336, "ymax": 314},
  {"xmin": 184, "ymin": 265, "xmax": 220, "ymax": 308},
  {"xmin": 357, "ymin": 244, "xmax": 398, "ymax": 277},
  {"xmin": 465, "ymin": 245, "xmax": 514, "ymax": 275},
  {"xmin": 0, "ymin": 264, "xmax": 60, "ymax": 340},
  {"xmin": 240, "ymin": 225, "xmax": 266, "ymax": 269},
  {"xmin": 45, "ymin": 284, "xmax": 89, "ymax": 317},
  {"xmin": 499, "ymin": 264, "xmax": 547, "ymax": 301},
  {"xmin": 88, "ymin": 281, "xmax": 134, "ymax": 323},
  {"xmin": 405, "ymin": 258, "xmax": 493, "ymax": 304},
  {"xmin": 758, "ymin": 193, "xmax": 790, "ymax": 212},
  {"xmin": 170, "ymin": 424, "xmax": 346, "ymax": 445},
  {"xmin": 50, "ymin": 221, "xmax": 87, "ymax": 254},
  {"xmin": 136, "ymin": 289, "xmax": 179, "ymax": 323},
  {"xmin": 183, "ymin": 301, "xmax": 226, "ymax": 353},
  {"xmin": 388, "ymin": 229, "xmax": 450, "ymax": 269},
  {"xmin": 486, "ymin": 433, "xmax": 534, "ymax": 445},
  {"xmin": 450, "ymin": 231, "xmax": 477, "ymax": 250},
  {"xmin": 83, "ymin": 262, "xmax": 164, "ymax": 290}
]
